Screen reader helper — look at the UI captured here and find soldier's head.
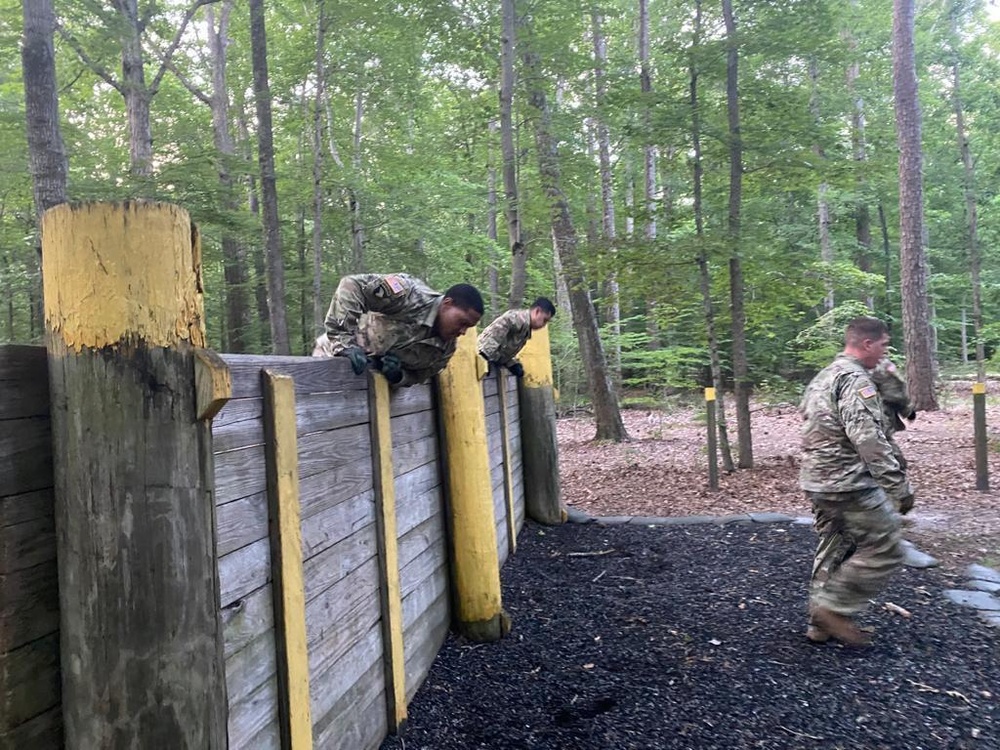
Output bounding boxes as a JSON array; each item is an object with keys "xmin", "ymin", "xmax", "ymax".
[
  {"xmin": 844, "ymin": 316, "xmax": 890, "ymax": 368},
  {"xmin": 530, "ymin": 297, "xmax": 556, "ymax": 330},
  {"xmin": 436, "ymin": 284, "xmax": 484, "ymax": 341}
]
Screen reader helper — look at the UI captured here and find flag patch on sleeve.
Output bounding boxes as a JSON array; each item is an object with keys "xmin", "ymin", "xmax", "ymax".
[
  {"xmin": 384, "ymin": 275, "xmax": 406, "ymax": 295},
  {"xmin": 859, "ymin": 385, "xmax": 877, "ymax": 399}
]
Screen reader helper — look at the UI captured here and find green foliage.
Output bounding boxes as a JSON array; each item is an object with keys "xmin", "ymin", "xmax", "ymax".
[{"xmin": 791, "ymin": 300, "xmax": 874, "ymax": 369}]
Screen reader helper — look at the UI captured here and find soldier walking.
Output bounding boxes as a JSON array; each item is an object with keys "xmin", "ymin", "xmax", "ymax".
[
  {"xmin": 799, "ymin": 317, "xmax": 914, "ymax": 646},
  {"xmin": 313, "ymin": 273, "xmax": 483, "ymax": 386}
]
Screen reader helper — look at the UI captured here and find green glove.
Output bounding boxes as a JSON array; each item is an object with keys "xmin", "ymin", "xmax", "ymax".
[
  {"xmin": 376, "ymin": 352, "xmax": 404, "ymax": 385},
  {"xmin": 898, "ymin": 493, "xmax": 915, "ymax": 515},
  {"xmin": 508, "ymin": 362, "xmax": 525, "ymax": 378},
  {"xmin": 339, "ymin": 346, "xmax": 369, "ymax": 375}
]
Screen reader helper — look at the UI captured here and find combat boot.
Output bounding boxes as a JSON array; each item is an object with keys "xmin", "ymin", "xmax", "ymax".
[{"xmin": 810, "ymin": 606, "xmax": 871, "ymax": 647}]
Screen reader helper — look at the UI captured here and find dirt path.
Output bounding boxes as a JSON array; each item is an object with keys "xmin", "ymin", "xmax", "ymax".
[{"xmin": 559, "ymin": 391, "xmax": 1000, "ymax": 571}]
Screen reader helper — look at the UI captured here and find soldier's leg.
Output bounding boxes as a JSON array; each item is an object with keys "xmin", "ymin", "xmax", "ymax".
[{"xmin": 811, "ymin": 487, "xmax": 902, "ymax": 616}]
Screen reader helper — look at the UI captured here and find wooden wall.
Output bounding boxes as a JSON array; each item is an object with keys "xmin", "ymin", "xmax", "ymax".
[
  {"xmin": 0, "ymin": 348, "xmax": 525, "ymax": 750},
  {"xmin": 0, "ymin": 345, "xmax": 61, "ymax": 749}
]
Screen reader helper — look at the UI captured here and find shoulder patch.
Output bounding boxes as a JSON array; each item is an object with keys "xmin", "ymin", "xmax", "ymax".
[
  {"xmin": 859, "ymin": 384, "xmax": 877, "ymax": 399},
  {"xmin": 376, "ymin": 274, "xmax": 407, "ymax": 299}
]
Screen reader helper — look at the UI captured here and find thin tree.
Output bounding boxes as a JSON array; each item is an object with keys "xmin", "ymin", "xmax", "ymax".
[
  {"xmin": 722, "ymin": 0, "xmax": 753, "ymax": 468},
  {"xmin": 690, "ymin": 0, "xmax": 734, "ymax": 473},
  {"xmin": 249, "ymin": 0, "xmax": 291, "ymax": 354},
  {"xmin": 892, "ymin": 0, "xmax": 938, "ymax": 408},
  {"xmin": 501, "ymin": 0, "xmax": 526, "ymax": 306},
  {"xmin": 809, "ymin": 58, "xmax": 834, "ymax": 311},
  {"xmin": 523, "ymin": 47, "xmax": 627, "ymax": 442},
  {"xmin": 845, "ymin": 2, "xmax": 874, "ymax": 310},
  {"xmin": 312, "ymin": 0, "xmax": 328, "ymax": 335}
]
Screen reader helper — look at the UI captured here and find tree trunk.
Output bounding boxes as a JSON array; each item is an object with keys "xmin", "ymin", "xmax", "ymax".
[
  {"xmin": 524, "ymin": 49, "xmax": 627, "ymax": 443},
  {"xmin": 486, "ymin": 122, "xmax": 501, "ymax": 314},
  {"xmin": 690, "ymin": 0, "xmax": 734, "ymax": 473},
  {"xmin": 809, "ymin": 58, "xmax": 833, "ymax": 311},
  {"xmin": 502, "ymin": 0, "xmax": 526, "ymax": 307},
  {"xmin": 312, "ymin": 0, "xmax": 328, "ymax": 335},
  {"xmin": 350, "ymin": 87, "xmax": 366, "ymax": 273},
  {"xmin": 249, "ymin": 0, "xmax": 291, "ymax": 354},
  {"xmin": 723, "ymin": 0, "xmax": 753, "ymax": 469},
  {"xmin": 845, "ymin": 13, "xmax": 874, "ymax": 310},
  {"xmin": 892, "ymin": 0, "xmax": 938, "ymax": 409},
  {"xmin": 639, "ymin": 0, "xmax": 656, "ymax": 243}
]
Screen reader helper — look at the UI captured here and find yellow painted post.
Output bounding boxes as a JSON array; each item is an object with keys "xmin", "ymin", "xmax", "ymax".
[
  {"xmin": 517, "ymin": 327, "xmax": 563, "ymax": 524},
  {"xmin": 367, "ymin": 373, "xmax": 407, "ymax": 732},
  {"xmin": 437, "ymin": 329, "xmax": 509, "ymax": 642},
  {"xmin": 705, "ymin": 387, "xmax": 719, "ymax": 491},
  {"xmin": 496, "ymin": 370, "xmax": 517, "ymax": 556},
  {"xmin": 973, "ymin": 382, "xmax": 989, "ymax": 491},
  {"xmin": 262, "ymin": 371, "xmax": 313, "ymax": 750},
  {"xmin": 41, "ymin": 202, "xmax": 227, "ymax": 748}
]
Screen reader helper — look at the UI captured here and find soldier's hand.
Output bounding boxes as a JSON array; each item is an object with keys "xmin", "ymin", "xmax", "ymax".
[
  {"xmin": 898, "ymin": 493, "xmax": 915, "ymax": 515},
  {"xmin": 508, "ymin": 362, "xmax": 525, "ymax": 378},
  {"xmin": 376, "ymin": 352, "xmax": 404, "ymax": 385},
  {"xmin": 339, "ymin": 346, "xmax": 370, "ymax": 375}
]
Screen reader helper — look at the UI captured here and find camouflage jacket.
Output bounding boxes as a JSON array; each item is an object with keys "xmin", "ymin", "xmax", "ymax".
[
  {"xmin": 478, "ymin": 309, "xmax": 532, "ymax": 367},
  {"xmin": 868, "ymin": 357, "xmax": 913, "ymax": 438},
  {"xmin": 799, "ymin": 353, "xmax": 911, "ymax": 502},
  {"xmin": 319, "ymin": 273, "xmax": 455, "ymax": 386}
]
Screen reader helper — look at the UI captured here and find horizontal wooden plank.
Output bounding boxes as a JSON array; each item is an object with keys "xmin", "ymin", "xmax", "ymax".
[
  {"xmin": 227, "ymin": 668, "xmax": 278, "ymax": 750},
  {"xmin": 389, "ymin": 410, "xmax": 435, "ymax": 447},
  {"xmin": 312, "ymin": 658, "xmax": 387, "ymax": 750},
  {"xmin": 482, "ymin": 376, "xmax": 498, "ymax": 398},
  {"xmin": 0, "ymin": 489, "xmax": 53, "ymax": 528},
  {"xmin": 245, "ymin": 719, "xmax": 281, "ymax": 750},
  {"xmin": 395, "ymin": 467, "xmax": 443, "ymax": 539},
  {"xmin": 0, "ymin": 632, "xmax": 60, "ymax": 729},
  {"xmin": 388, "ymin": 384, "xmax": 433, "ymax": 417},
  {"xmin": 308, "ymin": 588, "xmax": 381, "ymax": 688},
  {"xmin": 221, "ymin": 354, "xmax": 366, "ymax": 399},
  {"xmin": 398, "ymin": 514, "xmax": 446, "ymax": 580},
  {"xmin": 0, "ymin": 704, "xmax": 61, "ymax": 749},
  {"xmin": 401, "ymin": 560, "xmax": 448, "ymax": 632},
  {"xmin": 222, "ymin": 584, "xmax": 275, "ymax": 661},
  {"xmin": 215, "ymin": 492, "xmax": 269, "ymax": 559},
  {"xmin": 297, "ymin": 423, "xmax": 372, "ymax": 482},
  {"xmin": 218, "ymin": 538, "xmax": 270, "ymax": 608},
  {"xmin": 303, "ymin": 523, "xmax": 377, "ymax": 603},
  {"xmin": 483, "ymin": 393, "xmax": 500, "ymax": 417},
  {"xmin": 0, "ymin": 418, "xmax": 52, "ymax": 498},
  {"xmin": 213, "ymin": 444, "xmax": 267, "ymax": 506},
  {"xmin": 305, "ymin": 557, "xmax": 379, "ymax": 650},
  {"xmin": 309, "ymin": 621, "xmax": 384, "ymax": 739},
  {"xmin": 0, "ymin": 376, "xmax": 49, "ymax": 421},
  {"xmin": 0, "ymin": 561, "xmax": 59, "ymax": 651},
  {"xmin": 300, "ymin": 491, "xmax": 375, "ymax": 562},
  {"xmin": 391, "ymin": 435, "xmax": 437, "ymax": 478},
  {"xmin": 0, "ymin": 515, "xmax": 55, "ymax": 574},
  {"xmin": 403, "ymin": 588, "xmax": 450, "ymax": 703},
  {"xmin": 225, "ymin": 629, "xmax": 276, "ymax": 709}
]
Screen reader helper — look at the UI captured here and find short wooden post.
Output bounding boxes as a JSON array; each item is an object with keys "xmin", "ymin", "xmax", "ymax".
[
  {"xmin": 496, "ymin": 370, "xmax": 518, "ymax": 556},
  {"xmin": 437, "ymin": 329, "xmax": 508, "ymax": 642},
  {"xmin": 262, "ymin": 371, "xmax": 313, "ymax": 750},
  {"xmin": 367, "ymin": 373, "xmax": 407, "ymax": 731},
  {"xmin": 705, "ymin": 387, "xmax": 719, "ymax": 491},
  {"xmin": 973, "ymin": 382, "xmax": 989, "ymax": 491},
  {"xmin": 517, "ymin": 327, "xmax": 563, "ymax": 524},
  {"xmin": 41, "ymin": 202, "xmax": 227, "ymax": 748}
]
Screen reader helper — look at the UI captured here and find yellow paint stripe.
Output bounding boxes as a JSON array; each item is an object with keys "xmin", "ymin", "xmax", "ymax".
[
  {"xmin": 519, "ymin": 327, "xmax": 553, "ymax": 387},
  {"xmin": 369, "ymin": 374, "xmax": 407, "ymax": 731},
  {"xmin": 497, "ymin": 371, "xmax": 517, "ymax": 555},
  {"xmin": 262, "ymin": 371, "xmax": 313, "ymax": 750},
  {"xmin": 973, "ymin": 382, "xmax": 986, "ymax": 395},
  {"xmin": 705, "ymin": 387, "xmax": 716, "ymax": 402}
]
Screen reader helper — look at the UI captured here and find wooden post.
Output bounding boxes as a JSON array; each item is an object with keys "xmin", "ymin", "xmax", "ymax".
[
  {"xmin": 974, "ymin": 382, "xmax": 989, "ymax": 491},
  {"xmin": 437, "ymin": 329, "xmax": 509, "ymax": 642},
  {"xmin": 706, "ymin": 387, "xmax": 719, "ymax": 491},
  {"xmin": 367, "ymin": 373, "xmax": 407, "ymax": 732},
  {"xmin": 262, "ymin": 371, "xmax": 313, "ymax": 750},
  {"xmin": 517, "ymin": 327, "xmax": 563, "ymax": 524},
  {"xmin": 496, "ymin": 370, "xmax": 517, "ymax": 556},
  {"xmin": 41, "ymin": 202, "xmax": 227, "ymax": 749}
]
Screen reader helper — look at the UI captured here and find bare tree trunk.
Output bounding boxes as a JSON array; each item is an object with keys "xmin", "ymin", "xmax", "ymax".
[
  {"xmin": 809, "ymin": 58, "xmax": 834, "ymax": 311},
  {"xmin": 690, "ymin": 0, "xmax": 734, "ymax": 473},
  {"xmin": 249, "ymin": 0, "xmax": 290, "ymax": 354},
  {"xmin": 502, "ymin": 0, "xmax": 526, "ymax": 306},
  {"xmin": 639, "ymin": 0, "xmax": 657, "ymax": 243},
  {"xmin": 524, "ymin": 48, "xmax": 627, "ymax": 442},
  {"xmin": 117, "ymin": 0, "xmax": 153, "ymax": 178},
  {"xmin": 845, "ymin": 12, "xmax": 874, "ymax": 310},
  {"xmin": 723, "ymin": 0, "xmax": 753, "ymax": 469},
  {"xmin": 950, "ymin": 9, "xmax": 984, "ymax": 381},
  {"xmin": 350, "ymin": 87, "xmax": 366, "ymax": 273},
  {"xmin": 592, "ymin": 6, "xmax": 621, "ymax": 378},
  {"xmin": 312, "ymin": 0, "xmax": 328, "ymax": 335},
  {"xmin": 486, "ymin": 122, "xmax": 501, "ymax": 313},
  {"xmin": 878, "ymin": 200, "xmax": 894, "ymax": 327},
  {"xmin": 892, "ymin": 0, "xmax": 938, "ymax": 409}
]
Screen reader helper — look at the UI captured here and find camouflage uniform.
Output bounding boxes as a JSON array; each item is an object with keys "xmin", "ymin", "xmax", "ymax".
[
  {"xmin": 478, "ymin": 309, "xmax": 532, "ymax": 368},
  {"xmin": 315, "ymin": 273, "xmax": 456, "ymax": 387},
  {"xmin": 800, "ymin": 353, "xmax": 911, "ymax": 617},
  {"xmin": 869, "ymin": 358, "xmax": 914, "ymax": 471}
]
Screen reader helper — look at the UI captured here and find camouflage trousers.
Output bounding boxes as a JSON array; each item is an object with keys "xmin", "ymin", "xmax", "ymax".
[{"xmin": 807, "ymin": 487, "xmax": 903, "ymax": 616}]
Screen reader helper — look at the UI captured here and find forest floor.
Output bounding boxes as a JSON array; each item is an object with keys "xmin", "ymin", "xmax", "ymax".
[{"xmin": 558, "ymin": 380, "xmax": 1000, "ymax": 572}]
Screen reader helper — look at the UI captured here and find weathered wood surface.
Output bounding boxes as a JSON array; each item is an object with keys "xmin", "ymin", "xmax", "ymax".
[
  {"xmin": 221, "ymin": 354, "xmax": 366, "ymax": 399},
  {"xmin": 403, "ymin": 586, "xmax": 449, "ymax": 703},
  {"xmin": 313, "ymin": 659, "xmax": 388, "ymax": 750},
  {"xmin": 0, "ymin": 346, "xmax": 59, "ymax": 750}
]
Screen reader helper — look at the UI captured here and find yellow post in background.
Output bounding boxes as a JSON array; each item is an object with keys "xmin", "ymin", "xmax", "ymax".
[
  {"xmin": 973, "ymin": 382, "xmax": 989, "ymax": 491},
  {"xmin": 517, "ymin": 327, "xmax": 563, "ymax": 524},
  {"xmin": 705, "ymin": 387, "xmax": 719, "ymax": 491},
  {"xmin": 437, "ymin": 329, "xmax": 509, "ymax": 642}
]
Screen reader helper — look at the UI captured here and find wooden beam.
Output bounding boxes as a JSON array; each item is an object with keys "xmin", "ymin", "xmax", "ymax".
[
  {"xmin": 517, "ymin": 326, "xmax": 563, "ymax": 524},
  {"xmin": 262, "ymin": 370, "xmax": 313, "ymax": 750},
  {"xmin": 195, "ymin": 349, "xmax": 232, "ymax": 421},
  {"xmin": 496, "ymin": 371, "xmax": 517, "ymax": 556},
  {"xmin": 368, "ymin": 373, "xmax": 407, "ymax": 732}
]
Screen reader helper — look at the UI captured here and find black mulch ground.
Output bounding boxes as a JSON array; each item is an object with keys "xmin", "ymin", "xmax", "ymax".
[{"xmin": 380, "ymin": 521, "xmax": 1000, "ymax": 750}]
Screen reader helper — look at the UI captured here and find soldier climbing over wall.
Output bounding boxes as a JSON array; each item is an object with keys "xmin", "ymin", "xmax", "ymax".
[
  {"xmin": 313, "ymin": 273, "xmax": 483, "ymax": 387},
  {"xmin": 477, "ymin": 297, "xmax": 556, "ymax": 378}
]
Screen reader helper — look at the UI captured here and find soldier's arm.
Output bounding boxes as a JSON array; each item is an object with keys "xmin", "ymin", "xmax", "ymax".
[
  {"xmin": 325, "ymin": 274, "xmax": 414, "ymax": 349},
  {"xmin": 478, "ymin": 313, "xmax": 514, "ymax": 366},
  {"xmin": 872, "ymin": 360, "xmax": 913, "ymax": 414},
  {"xmin": 838, "ymin": 374, "xmax": 912, "ymax": 503}
]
